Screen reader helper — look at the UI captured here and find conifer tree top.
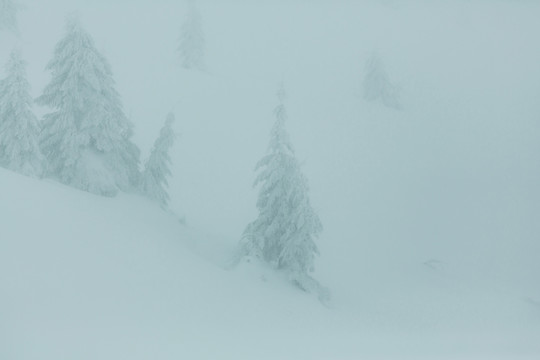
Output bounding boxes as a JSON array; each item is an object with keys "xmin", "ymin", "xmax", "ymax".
[
  {"xmin": 0, "ymin": 0, "xmax": 20, "ymax": 32},
  {"xmin": 5, "ymin": 48, "xmax": 23, "ymax": 72},
  {"xmin": 363, "ymin": 52, "xmax": 402, "ymax": 110},
  {"xmin": 36, "ymin": 18, "xmax": 120, "ymax": 112},
  {"xmin": 0, "ymin": 48, "xmax": 44, "ymax": 178},
  {"xmin": 142, "ymin": 112, "xmax": 176, "ymax": 208},
  {"xmin": 1, "ymin": 49, "xmax": 29, "ymax": 91},
  {"xmin": 178, "ymin": 0, "xmax": 205, "ymax": 70},
  {"xmin": 0, "ymin": 49, "xmax": 33, "ymax": 117},
  {"xmin": 267, "ymin": 84, "xmax": 294, "ymax": 158}
]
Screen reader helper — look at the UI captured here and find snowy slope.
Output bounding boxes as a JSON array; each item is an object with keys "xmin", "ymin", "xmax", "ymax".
[
  {"xmin": 1, "ymin": 0, "xmax": 540, "ymax": 358},
  {"xmin": 0, "ymin": 168, "xmax": 339, "ymax": 359},
  {"xmin": 1, "ymin": 168, "xmax": 539, "ymax": 359}
]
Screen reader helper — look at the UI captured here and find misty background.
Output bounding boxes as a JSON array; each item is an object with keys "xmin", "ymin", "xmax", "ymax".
[{"xmin": 1, "ymin": 0, "xmax": 539, "ymax": 358}]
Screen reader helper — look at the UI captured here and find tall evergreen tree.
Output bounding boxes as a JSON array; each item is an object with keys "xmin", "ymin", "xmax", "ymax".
[
  {"xmin": 36, "ymin": 19, "xmax": 140, "ymax": 196},
  {"xmin": 363, "ymin": 52, "xmax": 402, "ymax": 110},
  {"xmin": 0, "ymin": 50, "xmax": 44, "ymax": 177},
  {"xmin": 178, "ymin": 0, "xmax": 205, "ymax": 70},
  {"xmin": 0, "ymin": 0, "xmax": 19, "ymax": 32},
  {"xmin": 240, "ymin": 86, "xmax": 323, "ymax": 283},
  {"xmin": 142, "ymin": 113, "xmax": 176, "ymax": 208}
]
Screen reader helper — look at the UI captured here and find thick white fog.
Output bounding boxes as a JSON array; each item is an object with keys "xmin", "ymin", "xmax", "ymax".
[{"xmin": 1, "ymin": 0, "xmax": 539, "ymax": 359}]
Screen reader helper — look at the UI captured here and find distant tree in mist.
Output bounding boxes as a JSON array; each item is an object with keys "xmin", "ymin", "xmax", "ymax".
[
  {"xmin": 0, "ymin": 50, "xmax": 44, "ymax": 177},
  {"xmin": 178, "ymin": 0, "xmax": 205, "ymax": 70},
  {"xmin": 239, "ymin": 85, "xmax": 328, "ymax": 299},
  {"xmin": 36, "ymin": 19, "xmax": 140, "ymax": 196},
  {"xmin": 142, "ymin": 113, "xmax": 176, "ymax": 208},
  {"xmin": 0, "ymin": 0, "xmax": 19, "ymax": 32},
  {"xmin": 363, "ymin": 52, "xmax": 401, "ymax": 110}
]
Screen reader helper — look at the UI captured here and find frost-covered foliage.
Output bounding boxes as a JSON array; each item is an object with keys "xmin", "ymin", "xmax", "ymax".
[
  {"xmin": 178, "ymin": 0, "xmax": 205, "ymax": 70},
  {"xmin": 36, "ymin": 19, "xmax": 140, "ymax": 196},
  {"xmin": 0, "ymin": 0, "xmax": 19, "ymax": 32},
  {"xmin": 0, "ymin": 50, "xmax": 44, "ymax": 177},
  {"xmin": 142, "ymin": 113, "xmax": 176, "ymax": 208},
  {"xmin": 363, "ymin": 52, "xmax": 401, "ymax": 110},
  {"xmin": 240, "ymin": 86, "xmax": 323, "ymax": 282}
]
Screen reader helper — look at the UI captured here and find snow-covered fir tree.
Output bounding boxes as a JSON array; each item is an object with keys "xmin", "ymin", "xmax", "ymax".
[
  {"xmin": 178, "ymin": 0, "xmax": 205, "ymax": 70},
  {"xmin": 0, "ymin": 50, "xmax": 44, "ymax": 177},
  {"xmin": 363, "ymin": 52, "xmax": 401, "ymax": 110},
  {"xmin": 240, "ymin": 85, "xmax": 323, "ymax": 287},
  {"xmin": 142, "ymin": 113, "xmax": 176, "ymax": 208},
  {"xmin": 0, "ymin": 0, "xmax": 19, "ymax": 32},
  {"xmin": 36, "ymin": 19, "xmax": 140, "ymax": 196}
]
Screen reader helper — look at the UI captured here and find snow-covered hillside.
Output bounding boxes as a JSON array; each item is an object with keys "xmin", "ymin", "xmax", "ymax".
[
  {"xmin": 0, "ymin": 167, "xmax": 332, "ymax": 359},
  {"xmin": 1, "ymin": 0, "xmax": 540, "ymax": 358},
  {"xmin": 1, "ymin": 168, "xmax": 539, "ymax": 359}
]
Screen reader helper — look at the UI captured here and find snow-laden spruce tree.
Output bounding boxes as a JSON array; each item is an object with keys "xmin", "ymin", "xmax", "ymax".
[
  {"xmin": 240, "ymin": 86, "xmax": 324, "ymax": 291},
  {"xmin": 36, "ymin": 18, "xmax": 140, "ymax": 196},
  {"xmin": 0, "ymin": 50, "xmax": 44, "ymax": 177},
  {"xmin": 142, "ymin": 113, "xmax": 176, "ymax": 208},
  {"xmin": 178, "ymin": 0, "xmax": 205, "ymax": 70},
  {"xmin": 363, "ymin": 52, "xmax": 401, "ymax": 110},
  {"xmin": 0, "ymin": 0, "xmax": 20, "ymax": 32}
]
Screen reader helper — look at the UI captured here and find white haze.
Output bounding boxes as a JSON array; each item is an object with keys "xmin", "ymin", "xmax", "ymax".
[{"xmin": 1, "ymin": 0, "xmax": 539, "ymax": 358}]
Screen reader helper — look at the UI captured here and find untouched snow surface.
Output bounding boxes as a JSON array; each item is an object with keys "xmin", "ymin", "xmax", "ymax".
[{"xmin": 1, "ymin": 168, "xmax": 539, "ymax": 359}]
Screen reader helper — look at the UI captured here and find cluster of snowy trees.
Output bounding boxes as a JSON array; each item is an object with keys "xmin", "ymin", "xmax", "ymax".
[
  {"xmin": 0, "ymin": 50, "xmax": 43, "ymax": 177},
  {"xmin": 0, "ymin": 0, "xmax": 202, "ymax": 204},
  {"xmin": 0, "ymin": 0, "xmax": 412, "ymax": 302},
  {"xmin": 0, "ymin": 0, "xmax": 206, "ymax": 199},
  {"xmin": 1, "ymin": 2, "xmax": 326, "ymax": 298},
  {"xmin": 0, "ymin": 19, "xmax": 176, "ymax": 205}
]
